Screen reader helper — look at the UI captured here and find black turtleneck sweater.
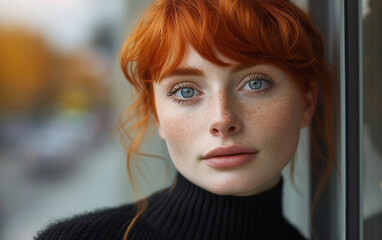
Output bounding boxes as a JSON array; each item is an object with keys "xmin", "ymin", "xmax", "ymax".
[{"xmin": 35, "ymin": 174, "xmax": 306, "ymax": 240}]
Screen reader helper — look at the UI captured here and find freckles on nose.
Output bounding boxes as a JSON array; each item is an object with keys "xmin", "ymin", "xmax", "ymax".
[
  {"xmin": 207, "ymin": 92, "xmax": 242, "ymax": 136},
  {"xmin": 214, "ymin": 93, "xmax": 241, "ymax": 117}
]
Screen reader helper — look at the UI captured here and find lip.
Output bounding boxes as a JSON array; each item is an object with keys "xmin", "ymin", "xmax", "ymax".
[{"xmin": 201, "ymin": 145, "xmax": 258, "ymax": 169}]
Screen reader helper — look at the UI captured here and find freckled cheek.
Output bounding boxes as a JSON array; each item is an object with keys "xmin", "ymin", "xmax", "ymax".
[
  {"xmin": 157, "ymin": 109, "xmax": 205, "ymax": 157},
  {"xmin": 245, "ymin": 97, "xmax": 302, "ymax": 157},
  {"xmin": 161, "ymin": 115, "xmax": 196, "ymax": 142}
]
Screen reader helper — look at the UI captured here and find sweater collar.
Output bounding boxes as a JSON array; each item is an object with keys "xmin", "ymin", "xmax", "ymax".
[{"xmin": 143, "ymin": 173, "xmax": 285, "ymax": 240}]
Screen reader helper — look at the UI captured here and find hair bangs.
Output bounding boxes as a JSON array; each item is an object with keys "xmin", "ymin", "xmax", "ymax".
[
  {"xmin": 126, "ymin": 0, "xmax": 324, "ymax": 87},
  {"xmin": 153, "ymin": 0, "xmax": 231, "ymax": 81},
  {"xmin": 211, "ymin": 0, "xmax": 323, "ymax": 84}
]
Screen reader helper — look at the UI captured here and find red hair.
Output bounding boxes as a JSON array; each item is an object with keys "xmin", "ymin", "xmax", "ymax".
[{"xmin": 119, "ymin": 0, "xmax": 334, "ymax": 238}]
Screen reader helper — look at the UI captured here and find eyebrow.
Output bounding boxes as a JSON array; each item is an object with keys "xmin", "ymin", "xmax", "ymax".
[
  {"xmin": 166, "ymin": 67, "xmax": 204, "ymax": 78},
  {"xmin": 165, "ymin": 63, "xmax": 255, "ymax": 79}
]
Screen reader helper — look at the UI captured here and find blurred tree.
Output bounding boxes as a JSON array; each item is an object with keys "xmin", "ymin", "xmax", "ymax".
[{"xmin": 0, "ymin": 28, "xmax": 51, "ymax": 113}]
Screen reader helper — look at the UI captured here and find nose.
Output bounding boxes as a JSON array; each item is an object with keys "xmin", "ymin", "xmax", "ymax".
[{"xmin": 208, "ymin": 92, "xmax": 242, "ymax": 137}]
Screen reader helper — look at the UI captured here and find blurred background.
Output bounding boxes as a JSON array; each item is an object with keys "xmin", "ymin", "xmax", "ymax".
[
  {"xmin": 0, "ymin": 0, "xmax": 380, "ymax": 239},
  {"xmin": 0, "ymin": 0, "xmax": 172, "ymax": 239}
]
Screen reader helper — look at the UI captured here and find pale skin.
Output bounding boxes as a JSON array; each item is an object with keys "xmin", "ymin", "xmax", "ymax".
[{"xmin": 154, "ymin": 47, "xmax": 317, "ymax": 196}]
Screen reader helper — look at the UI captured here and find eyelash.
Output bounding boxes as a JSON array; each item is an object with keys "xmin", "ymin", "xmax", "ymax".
[
  {"xmin": 166, "ymin": 73, "xmax": 274, "ymax": 105},
  {"xmin": 166, "ymin": 82, "xmax": 199, "ymax": 105},
  {"xmin": 241, "ymin": 73, "xmax": 274, "ymax": 94}
]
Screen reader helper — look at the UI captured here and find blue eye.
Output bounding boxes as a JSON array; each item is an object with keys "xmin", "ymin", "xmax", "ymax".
[
  {"xmin": 176, "ymin": 87, "xmax": 199, "ymax": 99},
  {"xmin": 249, "ymin": 79, "xmax": 262, "ymax": 89},
  {"xmin": 166, "ymin": 82, "xmax": 202, "ymax": 104},
  {"xmin": 242, "ymin": 79, "xmax": 269, "ymax": 91}
]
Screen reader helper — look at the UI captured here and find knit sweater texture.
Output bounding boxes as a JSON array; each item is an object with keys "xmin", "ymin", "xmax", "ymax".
[{"xmin": 35, "ymin": 173, "xmax": 306, "ymax": 240}]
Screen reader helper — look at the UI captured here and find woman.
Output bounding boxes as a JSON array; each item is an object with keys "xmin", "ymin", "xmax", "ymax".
[{"xmin": 35, "ymin": 0, "xmax": 333, "ymax": 239}]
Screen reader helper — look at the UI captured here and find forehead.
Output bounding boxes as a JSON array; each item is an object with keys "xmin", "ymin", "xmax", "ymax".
[
  {"xmin": 165, "ymin": 46, "xmax": 276, "ymax": 79},
  {"xmin": 163, "ymin": 49, "xmax": 257, "ymax": 80},
  {"xmin": 179, "ymin": 47, "xmax": 234, "ymax": 67}
]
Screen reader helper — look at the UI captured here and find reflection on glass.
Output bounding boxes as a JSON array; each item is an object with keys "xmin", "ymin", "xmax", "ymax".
[{"xmin": 362, "ymin": 0, "xmax": 382, "ymax": 239}]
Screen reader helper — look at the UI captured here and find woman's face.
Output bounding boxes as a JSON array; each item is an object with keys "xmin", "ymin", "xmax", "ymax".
[{"xmin": 153, "ymin": 47, "xmax": 316, "ymax": 196}]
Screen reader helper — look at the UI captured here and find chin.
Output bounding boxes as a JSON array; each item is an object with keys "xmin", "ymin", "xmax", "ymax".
[
  {"xmin": 198, "ymin": 170, "xmax": 282, "ymax": 196},
  {"xmin": 205, "ymin": 183, "xmax": 259, "ymax": 196},
  {"xmin": 200, "ymin": 173, "xmax": 265, "ymax": 196}
]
